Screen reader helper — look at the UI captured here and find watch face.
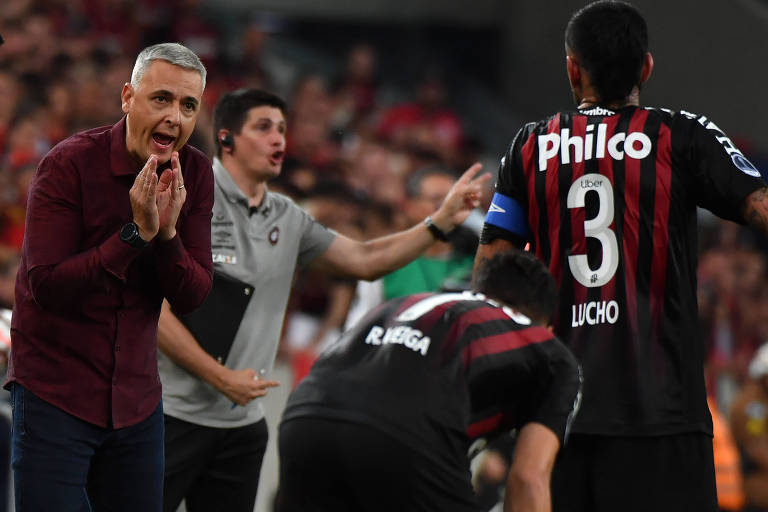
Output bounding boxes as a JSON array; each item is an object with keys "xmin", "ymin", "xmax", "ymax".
[{"xmin": 120, "ymin": 222, "xmax": 138, "ymax": 241}]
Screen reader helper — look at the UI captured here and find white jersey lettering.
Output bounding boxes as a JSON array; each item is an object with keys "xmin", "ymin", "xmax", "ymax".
[{"xmin": 537, "ymin": 126, "xmax": 652, "ymax": 171}]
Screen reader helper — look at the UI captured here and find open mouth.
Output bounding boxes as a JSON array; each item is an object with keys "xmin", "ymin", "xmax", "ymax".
[
  {"xmin": 270, "ymin": 151, "xmax": 285, "ymax": 166},
  {"xmin": 152, "ymin": 133, "xmax": 176, "ymax": 150}
]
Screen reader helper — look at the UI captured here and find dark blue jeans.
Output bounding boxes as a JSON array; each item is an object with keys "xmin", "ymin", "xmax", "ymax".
[{"xmin": 10, "ymin": 383, "xmax": 164, "ymax": 512}]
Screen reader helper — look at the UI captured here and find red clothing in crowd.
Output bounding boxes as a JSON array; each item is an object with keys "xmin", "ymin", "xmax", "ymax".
[{"xmin": 377, "ymin": 103, "xmax": 464, "ymax": 150}]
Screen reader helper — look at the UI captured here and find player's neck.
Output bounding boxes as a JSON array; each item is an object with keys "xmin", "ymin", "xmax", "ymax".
[{"xmin": 577, "ymin": 87, "xmax": 641, "ymax": 111}]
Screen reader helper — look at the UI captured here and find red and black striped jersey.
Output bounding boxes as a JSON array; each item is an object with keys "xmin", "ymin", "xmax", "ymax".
[
  {"xmin": 283, "ymin": 291, "xmax": 581, "ymax": 474},
  {"xmin": 482, "ymin": 105, "xmax": 766, "ymax": 436}
]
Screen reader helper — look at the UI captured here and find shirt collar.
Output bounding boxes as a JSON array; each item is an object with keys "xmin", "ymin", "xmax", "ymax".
[
  {"xmin": 213, "ymin": 157, "xmax": 271, "ymax": 212},
  {"xmin": 110, "ymin": 117, "xmax": 138, "ymax": 176}
]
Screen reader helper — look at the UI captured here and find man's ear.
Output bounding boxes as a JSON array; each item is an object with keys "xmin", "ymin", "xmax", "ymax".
[
  {"xmin": 566, "ymin": 55, "xmax": 581, "ymax": 91},
  {"xmin": 640, "ymin": 52, "xmax": 654, "ymax": 85},
  {"xmin": 121, "ymin": 83, "xmax": 134, "ymax": 115}
]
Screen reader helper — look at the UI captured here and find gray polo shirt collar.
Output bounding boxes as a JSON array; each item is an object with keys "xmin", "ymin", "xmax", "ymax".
[{"xmin": 212, "ymin": 157, "xmax": 272, "ymax": 214}]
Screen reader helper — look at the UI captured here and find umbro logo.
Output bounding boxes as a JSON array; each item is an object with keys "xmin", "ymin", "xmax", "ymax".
[{"xmin": 488, "ymin": 203, "xmax": 506, "ymax": 214}]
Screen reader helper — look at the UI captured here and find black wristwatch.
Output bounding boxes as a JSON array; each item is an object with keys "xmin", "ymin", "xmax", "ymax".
[
  {"xmin": 424, "ymin": 216, "xmax": 450, "ymax": 242},
  {"xmin": 120, "ymin": 222, "xmax": 149, "ymax": 249}
]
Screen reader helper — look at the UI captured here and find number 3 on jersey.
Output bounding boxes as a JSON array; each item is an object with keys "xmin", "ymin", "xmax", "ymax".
[{"xmin": 566, "ymin": 173, "xmax": 619, "ymax": 287}]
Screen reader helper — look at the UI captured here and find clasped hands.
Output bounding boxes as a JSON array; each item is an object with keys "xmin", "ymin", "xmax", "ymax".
[{"xmin": 129, "ymin": 152, "xmax": 187, "ymax": 242}]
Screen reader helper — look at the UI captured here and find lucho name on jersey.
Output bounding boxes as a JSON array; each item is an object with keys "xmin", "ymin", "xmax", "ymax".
[
  {"xmin": 571, "ymin": 300, "xmax": 619, "ymax": 327},
  {"xmin": 537, "ymin": 125, "xmax": 652, "ymax": 171},
  {"xmin": 365, "ymin": 325, "xmax": 431, "ymax": 356}
]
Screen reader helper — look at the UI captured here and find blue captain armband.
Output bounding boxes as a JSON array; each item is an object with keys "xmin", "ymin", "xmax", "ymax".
[{"xmin": 484, "ymin": 193, "xmax": 529, "ymax": 237}]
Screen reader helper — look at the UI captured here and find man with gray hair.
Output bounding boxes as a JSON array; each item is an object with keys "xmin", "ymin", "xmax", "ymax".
[{"xmin": 4, "ymin": 42, "xmax": 213, "ymax": 511}]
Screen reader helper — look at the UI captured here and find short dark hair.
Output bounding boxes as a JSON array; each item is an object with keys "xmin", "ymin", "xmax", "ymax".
[
  {"xmin": 473, "ymin": 251, "xmax": 557, "ymax": 325},
  {"xmin": 212, "ymin": 88, "xmax": 287, "ymax": 156},
  {"xmin": 565, "ymin": 1, "xmax": 648, "ymax": 104}
]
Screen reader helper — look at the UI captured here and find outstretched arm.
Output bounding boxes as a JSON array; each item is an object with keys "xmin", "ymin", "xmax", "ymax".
[
  {"xmin": 504, "ymin": 422, "xmax": 560, "ymax": 512},
  {"xmin": 311, "ymin": 163, "xmax": 490, "ymax": 281}
]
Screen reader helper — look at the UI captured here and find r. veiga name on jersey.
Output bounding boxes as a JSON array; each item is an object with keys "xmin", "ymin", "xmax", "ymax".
[
  {"xmin": 571, "ymin": 300, "xmax": 619, "ymax": 327},
  {"xmin": 365, "ymin": 325, "xmax": 431, "ymax": 356},
  {"xmin": 538, "ymin": 126, "xmax": 652, "ymax": 171}
]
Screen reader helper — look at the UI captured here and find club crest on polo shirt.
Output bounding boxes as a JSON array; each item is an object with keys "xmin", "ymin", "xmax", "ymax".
[{"xmin": 269, "ymin": 226, "xmax": 279, "ymax": 245}]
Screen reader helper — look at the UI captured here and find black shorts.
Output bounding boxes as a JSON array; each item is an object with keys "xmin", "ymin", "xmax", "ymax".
[
  {"xmin": 277, "ymin": 416, "xmax": 479, "ymax": 512},
  {"xmin": 551, "ymin": 432, "xmax": 717, "ymax": 512}
]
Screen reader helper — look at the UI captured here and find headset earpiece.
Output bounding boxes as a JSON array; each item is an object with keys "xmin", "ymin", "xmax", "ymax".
[{"xmin": 219, "ymin": 133, "xmax": 234, "ymax": 149}]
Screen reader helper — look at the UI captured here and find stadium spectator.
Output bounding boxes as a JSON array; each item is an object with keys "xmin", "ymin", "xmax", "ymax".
[
  {"xmin": 340, "ymin": 133, "xmax": 411, "ymax": 207},
  {"xmin": 330, "ymin": 43, "xmax": 379, "ymax": 134},
  {"xmin": 699, "ymin": 239, "xmax": 767, "ymax": 411},
  {"xmin": 5, "ymin": 42, "xmax": 213, "ymax": 511},
  {"xmin": 277, "ymin": 251, "xmax": 582, "ymax": 512},
  {"xmin": 345, "ymin": 165, "xmax": 478, "ymax": 327},
  {"xmin": 475, "ymin": 2, "xmax": 768, "ymax": 510},
  {"xmin": 377, "ymin": 69, "xmax": 464, "ymax": 165},
  {"xmin": 286, "ymin": 73, "xmax": 339, "ymax": 172},
  {"xmin": 708, "ymin": 395, "xmax": 746, "ymax": 512},
  {"xmin": 730, "ymin": 343, "xmax": 768, "ymax": 512},
  {"xmin": 0, "ymin": 69, "xmax": 20, "ymax": 154},
  {"xmin": 157, "ymin": 88, "xmax": 488, "ymax": 512}
]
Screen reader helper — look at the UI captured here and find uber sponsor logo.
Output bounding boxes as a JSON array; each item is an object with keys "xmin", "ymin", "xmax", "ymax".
[
  {"xmin": 365, "ymin": 325, "xmax": 431, "ymax": 356},
  {"xmin": 580, "ymin": 177, "xmax": 604, "ymax": 189},
  {"xmin": 212, "ymin": 253, "xmax": 237, "ymax": 264},
  {"xmin": 538, "ymin": 125, "xmax": 652, "ymax": 171},
  {"xmin": 571, "ymin": 300, "xmax": 619, "ymax": 327}
]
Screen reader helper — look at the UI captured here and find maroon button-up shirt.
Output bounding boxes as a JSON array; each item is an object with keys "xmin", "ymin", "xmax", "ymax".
[{"xmin": 6, "ymin": 117, "xmax": 214, "ymax": 428}]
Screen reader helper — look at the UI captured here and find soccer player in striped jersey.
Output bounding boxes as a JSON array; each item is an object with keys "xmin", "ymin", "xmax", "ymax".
[
  {"xmin": 278, "ymin": 251, "xmax": 581, "ymax": 512},
  {"xmin": 475, "ymin": 2, "xmax": 768, "ymax": 511}
]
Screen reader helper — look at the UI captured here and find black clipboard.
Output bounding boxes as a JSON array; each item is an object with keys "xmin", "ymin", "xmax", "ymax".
[{"xmin": 174, "ymin": 270, "xmax": 254, "ymax": 365}]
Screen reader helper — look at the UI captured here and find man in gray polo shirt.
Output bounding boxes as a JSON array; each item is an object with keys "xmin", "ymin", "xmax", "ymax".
[{"xmin": 157, "ymin": 88, "xmax": 488, "ymax": 512}]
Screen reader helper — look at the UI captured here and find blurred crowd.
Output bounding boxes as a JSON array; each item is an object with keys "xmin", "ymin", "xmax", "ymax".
[
  {"xmin": 3, "ymin": 0, "xmax": 768, "ymax": 509},
  {"xmin": 0, "ymin": 0, "xmax": 492, "ymax": 361}
]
